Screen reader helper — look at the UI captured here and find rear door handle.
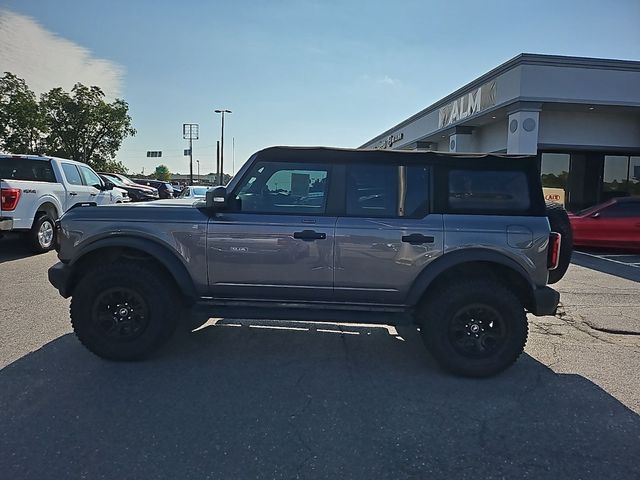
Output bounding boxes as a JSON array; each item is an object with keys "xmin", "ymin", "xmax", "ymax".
[
  {"xmin": 68, "ymin": 192, "xmax": 78, "ymax": 196},
  {"xmin": 402, "ymin": 233, "xmax": 435, "ymax": 245},
  {"xmin": 293, "ymin": 230, "xmax": 326, "ymax": 241}
]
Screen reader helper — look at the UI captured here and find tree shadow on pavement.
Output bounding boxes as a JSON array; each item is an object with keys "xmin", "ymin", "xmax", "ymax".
[{"xmin": 1, "ymin": 321, "xmax": 638, "ymax": 480}]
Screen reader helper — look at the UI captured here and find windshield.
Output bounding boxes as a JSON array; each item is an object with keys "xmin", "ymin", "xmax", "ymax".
[
  {"xmin": 102, "ymin": 175, "xmax": 127, "ymax": 188},
  {"xmin": 191, "ymin": 186, "xmax": 208, "ymax": 196}
]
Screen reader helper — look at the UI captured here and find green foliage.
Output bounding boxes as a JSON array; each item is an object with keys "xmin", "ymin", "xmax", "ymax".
[
  {"xmin": 0, "ymin": 72, "xmax": 135, "ymax": 172},
  {"xmin": 0, "ymin": 73, "xmax": 46, "ymax": 154},
  {"xmin": 155, "ymin": 164, "xmax": 171, "ymax": 181}
]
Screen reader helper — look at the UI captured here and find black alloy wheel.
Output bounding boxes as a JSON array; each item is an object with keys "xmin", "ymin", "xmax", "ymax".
[
  {"xmin": 91, "ymin": 288, "xmax": 150, "ymax": 341},
  {"xmin": 448, "ymin": 304, "xmax": 507, "ymax": 358}
]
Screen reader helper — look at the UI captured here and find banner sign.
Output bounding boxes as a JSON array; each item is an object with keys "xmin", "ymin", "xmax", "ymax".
[
  {"xmin": 438, "ymin": 80, "xmax": 496, "ymax": 129},
  {"xmin": 543, "ymin": 187, "xmax": 566, "ymax": 206}
]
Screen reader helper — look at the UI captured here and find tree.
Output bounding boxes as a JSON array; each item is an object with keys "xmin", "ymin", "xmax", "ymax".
[
  {"xmin": 40, "ymin": 83, "xmax": 135, "ymax": 172},
  {"xmin": 0, "ymin": 73, "xmax": 46, "ymax": 154},
  {"xmin": 155, "ymin": 165, "xmax": 171, "ymax": 181}
]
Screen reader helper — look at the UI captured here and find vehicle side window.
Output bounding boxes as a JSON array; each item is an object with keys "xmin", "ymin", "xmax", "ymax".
[
  {"xmin": 235, "ymin": 162, "xmax": 329, "ymax": 214},
  {"xmin": 448, "ymin": 169, "xmax": 530, "ymax": 213},
  {"xmin": 599, "ymin": 202, "xmax": 640, "ymax": 218},
  {"xmin": 62, "ymin": 164, "xmax": 83, "ymax": 186},
  {"xmin": 346, "ymin": 164, "xmax": 429, "ymax": 218},
  {"xmin": 79, "ymin": 166, "xmax": 103, "ymax": 188},
  {"xmin": 0, "ymin": 158, "xmax": 56, "ymax": 182}
]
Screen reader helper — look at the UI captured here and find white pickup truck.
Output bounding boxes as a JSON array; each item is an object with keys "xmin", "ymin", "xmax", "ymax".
[{"xmin": 0, "ymin": 154, "xmax": 126, "ymax": 253}]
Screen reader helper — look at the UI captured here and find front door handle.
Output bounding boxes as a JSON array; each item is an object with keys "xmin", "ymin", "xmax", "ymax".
[
  {"xmin": 293, "ymin": 230, "xmax": 326, "ymax": 241},
  {"xmin": 69, "ymin": 192, "xmax": 78, "ymax": 196},
  {"xmin": 402, "ymin": 233, "xmax": 435, "ymax": 245}
]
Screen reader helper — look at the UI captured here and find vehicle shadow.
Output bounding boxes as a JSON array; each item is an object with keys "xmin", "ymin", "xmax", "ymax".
[
  {"xmin": 1, "ymin": 322, "xmax": 638, "ymax": 479},
  {"xmin": 572, "ymin": 249, "xmax": 640, "ymax": 282},
  {"xmin": 0, "ymin": 235, "xmax": 37, "ymax": 263}
]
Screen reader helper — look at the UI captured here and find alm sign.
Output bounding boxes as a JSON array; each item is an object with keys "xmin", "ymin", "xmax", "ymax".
[{"xmin": 438, "ymin": 80, "xmax": 497, "ymax": 129}]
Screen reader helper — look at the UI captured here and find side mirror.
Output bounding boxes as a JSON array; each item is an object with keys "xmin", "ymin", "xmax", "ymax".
[
  {"xmin": 97, "ymin": 182, "xmax": 113, "ymax": 191},
  {"xmin": 206, "ymin": 186, "xmax": 227, "ymax": 210}
]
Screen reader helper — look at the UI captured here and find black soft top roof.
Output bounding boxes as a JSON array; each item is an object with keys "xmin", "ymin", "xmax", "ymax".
[{"xmin": 253, "ymin": 146, "xmax": 536, "ymax": 167}]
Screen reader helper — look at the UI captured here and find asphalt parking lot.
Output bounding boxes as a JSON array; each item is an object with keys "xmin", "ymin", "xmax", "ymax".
[{"xmin": 1, "ymin": 236, "xmax": 639, "ymax": 479}]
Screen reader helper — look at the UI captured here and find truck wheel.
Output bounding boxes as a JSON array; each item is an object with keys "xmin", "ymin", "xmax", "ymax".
[
  {"xmin": 418, "ymin": 280, "xmax": 528, "ymax": 377},
  {"xmin": 29, "ymin": 213, "xmax": 56, "ymax": 253},
  {"xmin": 546, "ymin": 201, "xmax": 573, "ymax": 284},
  {"xmin": 70, "ymin": 262, "xmax": 178, "ymax": 360}
]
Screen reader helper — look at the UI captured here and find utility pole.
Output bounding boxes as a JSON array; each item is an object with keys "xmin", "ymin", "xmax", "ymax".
[
  {"xmin": 196, "ymin": 160, "xmax": 200, "ymax": 182},
  {"xmin": 216, "ymin": 141, "xmax": 220, "ymax": 185},
  {"xmin": 214, "ymin": 109, "xmax": 231, "ymax": 185},
  {"xmin": 182, "ymin": 123, "xmax": 199, "ymax": 185}
]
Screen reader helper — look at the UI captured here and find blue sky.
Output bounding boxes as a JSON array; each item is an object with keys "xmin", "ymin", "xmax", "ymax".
[{"xmin": 1, "ymin": 0, "xmax": 639, "ymax": 175}]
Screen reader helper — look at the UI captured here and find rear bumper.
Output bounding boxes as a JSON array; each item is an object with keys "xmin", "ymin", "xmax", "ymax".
[
  {"xmin": 529, "ymin": 286, "xmax": 560, "ymax": 316},
  {"xmin": 48, "ymin": 262, "xmax": 73, "ymax": 298},
  {"xmin": 0, "ymin": 217, "xmax": 14, "ymax": 231}
]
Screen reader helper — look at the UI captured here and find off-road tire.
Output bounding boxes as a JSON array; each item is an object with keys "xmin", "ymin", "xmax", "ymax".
[
  {"xmin": 29, "ymin": 213, "xmax": 56, "ymax": 253},
  {"xmin": 419, "ymin": 280, "xmax": 528, "ymax": 377},
  {"xmin": 546, "ymin": 201, "xmax": 573, "ymax": 284},
  {"xmin": 70, "ymin": 262, "xmax": 178, "ymax": 360}
]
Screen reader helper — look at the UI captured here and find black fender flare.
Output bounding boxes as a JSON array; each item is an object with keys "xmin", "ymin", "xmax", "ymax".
[
  {"xmin": 406, "ymin": 248, "xmax": 535, "ymax": 306},
  {"xmin": 70, "ymin": 235, "xmax": 198, "ymax": 300}
]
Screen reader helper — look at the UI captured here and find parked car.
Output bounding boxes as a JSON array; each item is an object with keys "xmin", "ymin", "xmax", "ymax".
[
  {"xmin": 569, "ymin": 197, "xmax": 640, "ymax": 251},
  {"xmin": 177, "ymin": 185, "xmax": 209, "ymax": 199},
  {"xmin": 133, "ymin": 179, "xmax": 175, "ymax": 199},
  {"xmin": 99, "ymin": 173, "xmax": 159, "ymax": 202},
  {"xmin": 49, "ymin": 146, "xmax": 568, "ymax": 377},
  {"xmin": 0, "ymin": 154, "xmax": 123, "ymax": 252}
]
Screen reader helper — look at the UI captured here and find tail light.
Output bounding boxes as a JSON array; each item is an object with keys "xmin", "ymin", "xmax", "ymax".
[
  {"xmin": 548, "ymin": 232, "xmax": 562, "ymax": 270},
  {"xmin": 1, "ymin": 188, "xmax": 21, "ymax": 211}
]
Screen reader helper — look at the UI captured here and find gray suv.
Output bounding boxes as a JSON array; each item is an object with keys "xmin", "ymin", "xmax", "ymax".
[{"xmin": 49, "ymin": 147, "xmax": 564, "ymax": 377}]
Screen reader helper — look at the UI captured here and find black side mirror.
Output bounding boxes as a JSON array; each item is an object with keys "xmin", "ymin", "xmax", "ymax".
[{"xmin": 206, "ymin": 186, "xmax": 227, "ymax": 209}]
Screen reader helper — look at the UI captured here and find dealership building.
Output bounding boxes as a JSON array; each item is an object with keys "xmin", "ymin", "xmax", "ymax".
[{"xmin": 360, "ymin": 54, "xmax": 640, "ymax": 212}]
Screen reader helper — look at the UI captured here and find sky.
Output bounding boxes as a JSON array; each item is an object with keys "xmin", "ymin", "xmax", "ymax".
[{"xmin": 0, "ymin": 0, "xmax": 639, "ymax": 176}]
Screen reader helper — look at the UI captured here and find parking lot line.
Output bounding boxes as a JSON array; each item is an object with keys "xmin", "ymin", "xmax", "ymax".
[{"xmin": 574, "ymin": 251, "xmax": 640, "ymax": 268}]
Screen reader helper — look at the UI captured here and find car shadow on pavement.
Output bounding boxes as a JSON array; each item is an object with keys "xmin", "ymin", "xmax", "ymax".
[
  {"xmin": 572, "ymin": 250, "xmax": 640, "ymax": 282},
  {"xmin": 1, "ymin": 322, "xmax": 638, "ymax": 480},
  {"xmin": 0, "ymin": 235, "xmax": 37, "ymax": 264}
]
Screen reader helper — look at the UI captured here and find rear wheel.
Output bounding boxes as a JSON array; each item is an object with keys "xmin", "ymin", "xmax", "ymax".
[
  {"xmin": 29, "ymin": 213, "xmax": 55, "ymax": 253},
  {"xmin": 546, "ymin": 201, "xmax": 573, "ymax": 284},
  {"xmin": 418, "ymin": 280, "xmax": 528, "ymax": 377},
  {"xmin": 70, "ymin": 262, "xmax": 178, "ymax": 360}
]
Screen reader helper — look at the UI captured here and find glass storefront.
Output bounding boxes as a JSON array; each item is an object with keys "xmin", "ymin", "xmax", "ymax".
[{"xmin": 540, "ymin": 152, "xmax": 640, "ymax": 212}]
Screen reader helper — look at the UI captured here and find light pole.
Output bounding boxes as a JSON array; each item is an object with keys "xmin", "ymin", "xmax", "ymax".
[
  {"xmin": 196, "ymin": 160, "xmax": 200, "ymax": 182},
  {"xmin": 215, "ymin": 109, "xmax": 231, "ymax": 185},
  {"xmin": 182, "ymin": 124, "xmax": 199, "ymax": 185}
]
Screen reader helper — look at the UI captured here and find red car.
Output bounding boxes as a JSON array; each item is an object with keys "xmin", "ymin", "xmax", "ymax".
[{"xmin": 569, "ymin": 197, "xmax": 640, "ymax": 251}]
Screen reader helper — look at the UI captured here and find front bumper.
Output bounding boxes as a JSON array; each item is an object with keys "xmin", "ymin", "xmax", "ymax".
[
  {"xmin": 529, "ymin": 286, "xmax": 560, "ymax": 316},
  {"xmin": 0, "ymin": 217, "xmax": 14, "ymax": 231},
  {"xmin": 48, "ymin": 262, "xmax": 73, "ymax": 298}
]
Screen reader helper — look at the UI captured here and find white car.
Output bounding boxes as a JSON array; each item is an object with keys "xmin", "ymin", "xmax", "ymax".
[
  {"xmin": 0, "ymin": 154, "xmax": 124, "ymax": 252},
  {"xmin": 177, "ymin": 185, "xmax": 209, "ymax": 199}
]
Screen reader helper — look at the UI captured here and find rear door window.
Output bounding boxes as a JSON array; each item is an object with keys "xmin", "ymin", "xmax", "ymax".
[
  {"xmin": 448, "ymin": 169, "xmax": 530, "ymax": 213},
  {"xmin": 346, "ymin": 164, "xmax": 429, "ymax": 218},
  {"xmin": 0, "ymin": 158, "xmax": 56, "ymax": 182}
]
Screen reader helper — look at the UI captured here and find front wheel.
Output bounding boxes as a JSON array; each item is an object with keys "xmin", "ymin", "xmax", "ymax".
[
  {"xmin": 70, "ymin": 262, "xmax": 178, "ymax": 360},
  {"xmin": 418, "ymin": 280, "xmax": 528, "ymax": 377}
]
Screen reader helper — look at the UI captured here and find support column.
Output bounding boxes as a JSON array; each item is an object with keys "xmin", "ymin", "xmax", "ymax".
[
  {"xmin": 448, "ymin": 126, "xmax": 473, "ymax": 152},
  {"xmin": 507, "ymin": 110, "xmax": 540, "ymax": 155}
]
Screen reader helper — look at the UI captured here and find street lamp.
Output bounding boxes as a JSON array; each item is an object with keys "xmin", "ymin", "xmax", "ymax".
[{"xmin": 214, "ymin": 109, "xmax": 231, "ymax": 185}]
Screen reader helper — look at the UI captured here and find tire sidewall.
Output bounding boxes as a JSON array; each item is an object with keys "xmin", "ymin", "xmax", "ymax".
[
  {"xmin": 422, "ymin": 285, "xmax": 527, "ymax": 377},
  {"xmin": 71, "ymin": 266, "xmax": 177, "ymax": 360}
]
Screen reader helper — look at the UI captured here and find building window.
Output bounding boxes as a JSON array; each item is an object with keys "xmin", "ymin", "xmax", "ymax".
[
  {"xmin": 540, "ymin": 153, "xmax": 570, "ymax": 191},
  {"xmin": 628, "ymin": 157, "xmax": 640, "ymax": 196},
  {"xmin": 603, "ymin": 155, "xmax": 630, "ymax": 195}
]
